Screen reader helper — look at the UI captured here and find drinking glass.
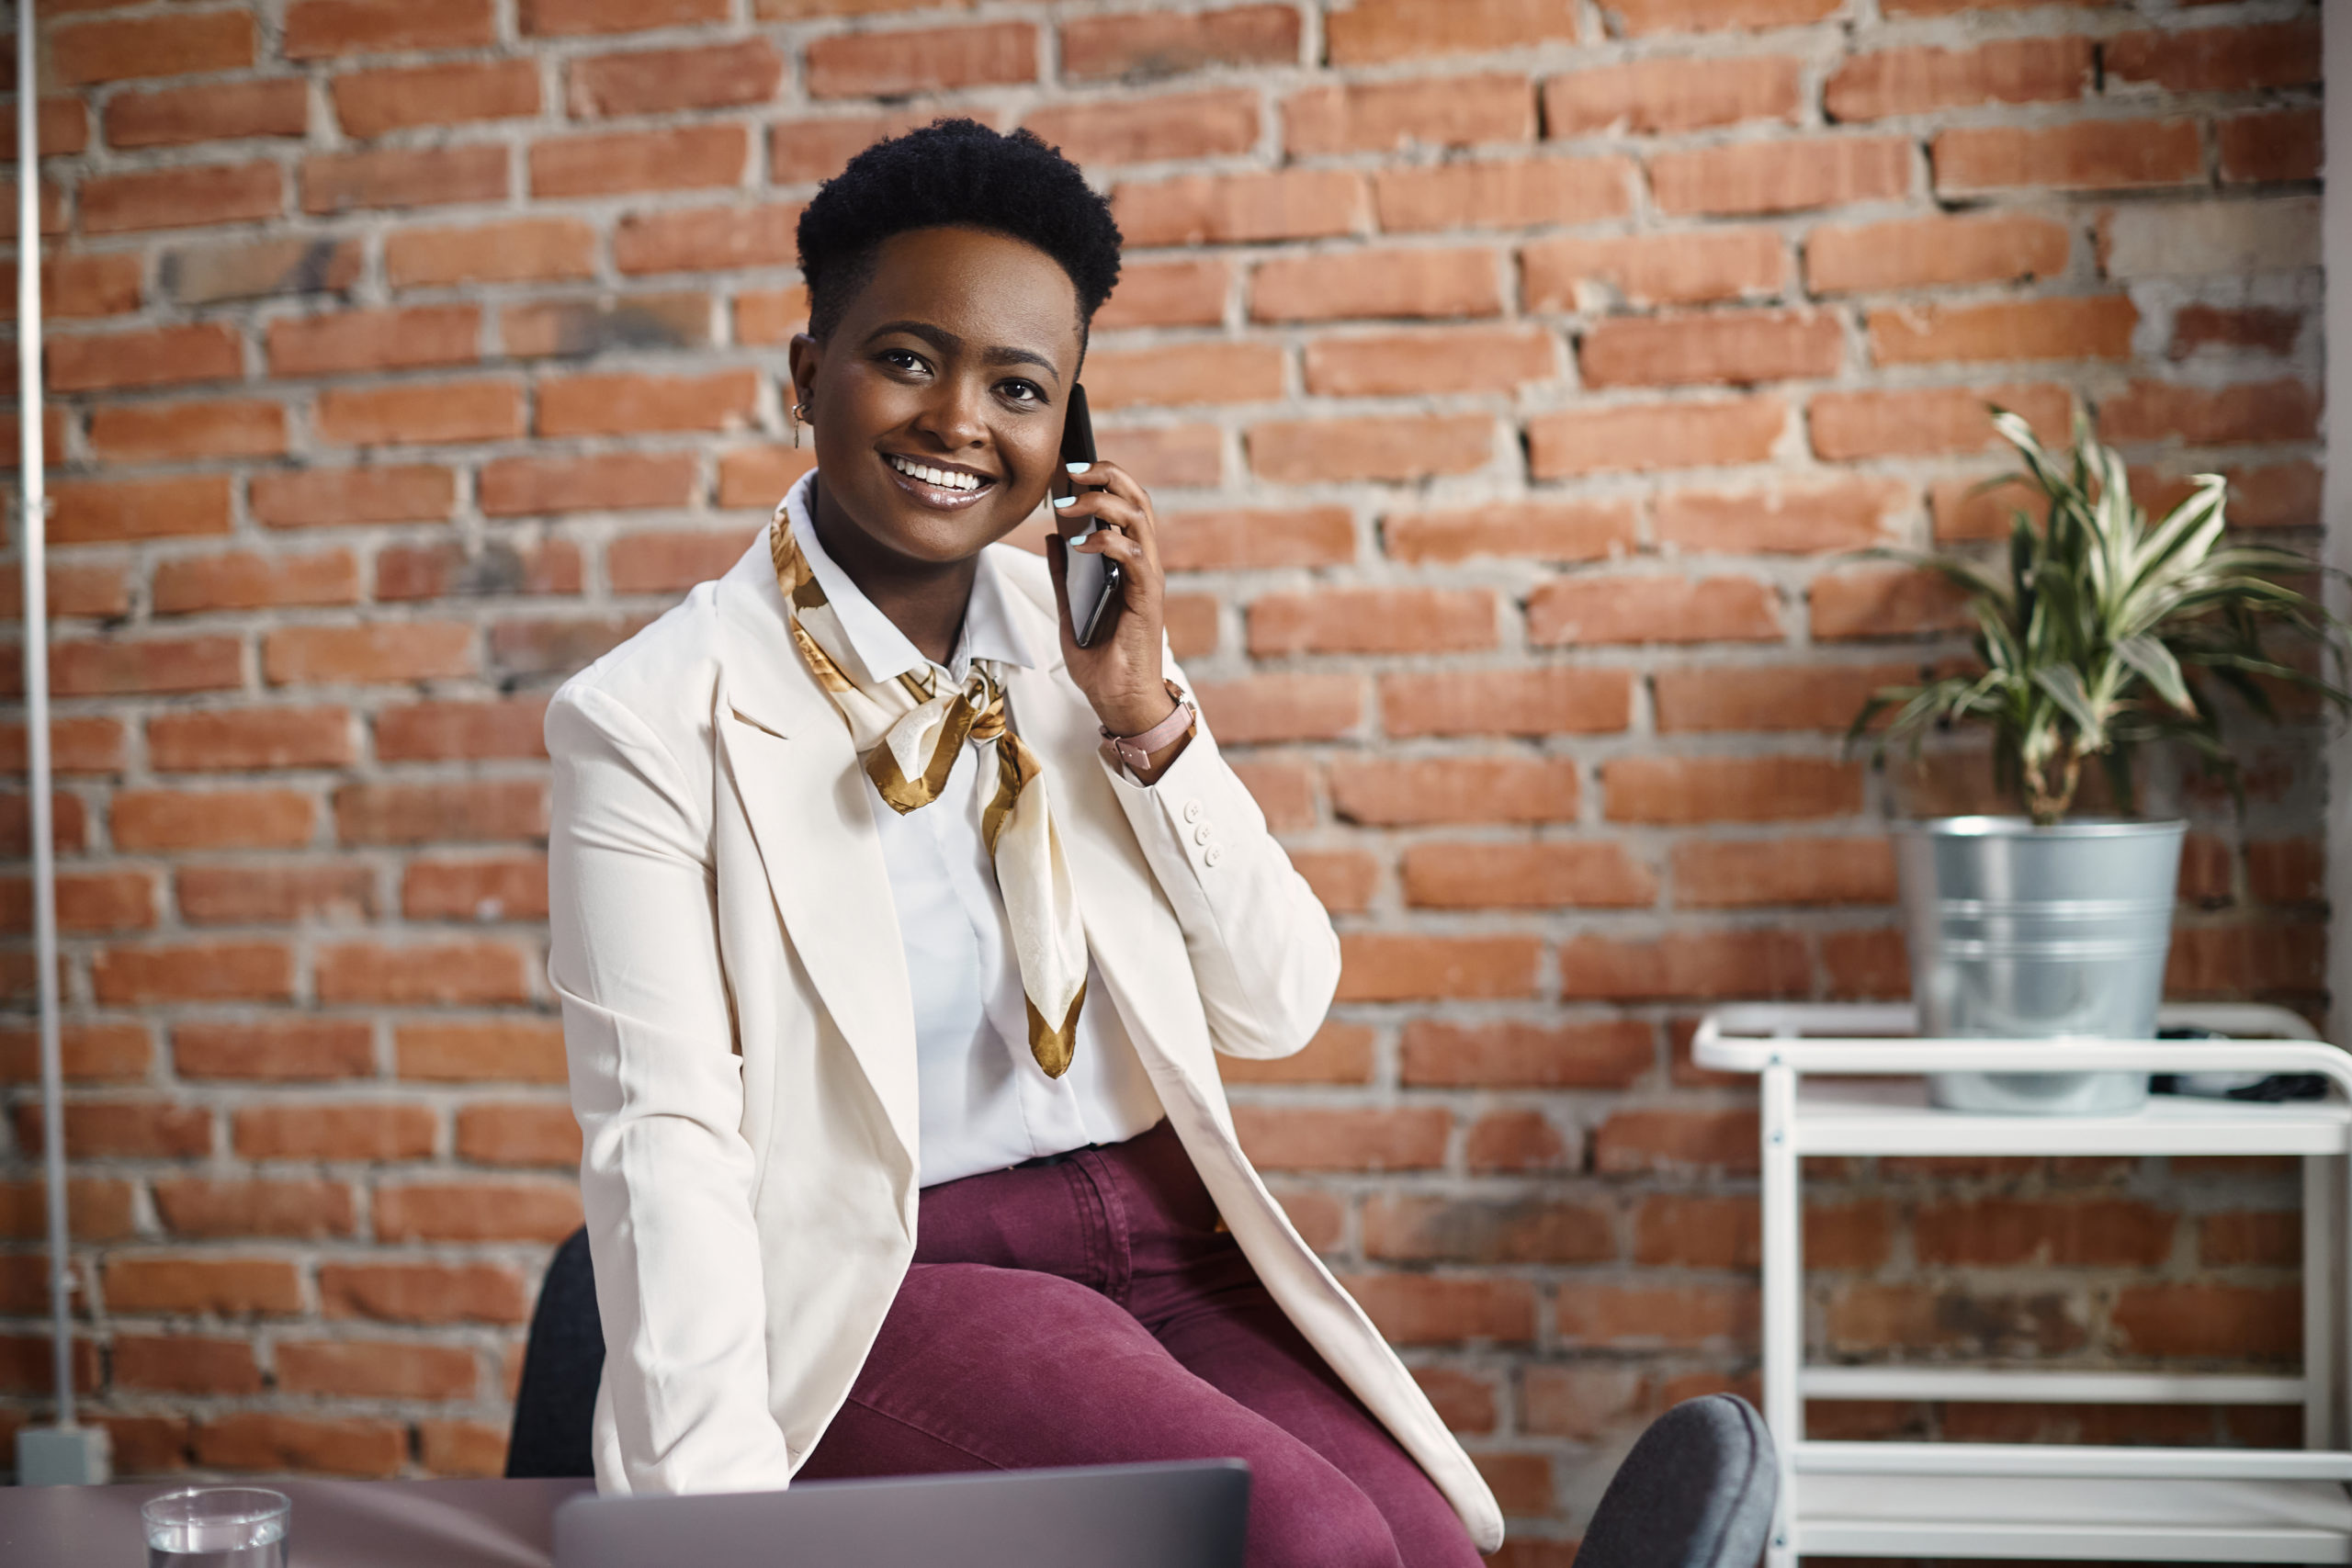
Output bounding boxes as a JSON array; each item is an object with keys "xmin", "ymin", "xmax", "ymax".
[{"xmin": 142, "ymin": 1486, "xmax": 290, "ymax": 1568}]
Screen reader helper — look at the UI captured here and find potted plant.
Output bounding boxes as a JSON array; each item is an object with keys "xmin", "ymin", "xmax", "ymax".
[{"xmin": 1850, "ymin": 410, "xmax": 2350, "ymax": 1113}]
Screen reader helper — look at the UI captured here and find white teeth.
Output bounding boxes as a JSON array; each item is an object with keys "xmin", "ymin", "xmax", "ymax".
[{"xmin": 888, "ymin": 455, "xmax": 982, "ymax": 491}]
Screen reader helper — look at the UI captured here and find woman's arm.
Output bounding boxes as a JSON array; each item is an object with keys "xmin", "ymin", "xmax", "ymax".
[
  {"xmin": 1101, "ymin": 656, "xmax": 1342, "ymax": 1060},
  {"xmin": 1046, "ymin": 457, "xmax": 1340, "ymax": 1060},
  {"xmin": 547, "ymin": 682, "xmax": 795, "ymax": 1492}
]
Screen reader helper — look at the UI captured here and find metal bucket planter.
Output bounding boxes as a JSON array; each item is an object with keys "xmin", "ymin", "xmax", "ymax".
[{"xmin": 1894, "ymin": 817, "xmax": 2186, "ymax": 1114}]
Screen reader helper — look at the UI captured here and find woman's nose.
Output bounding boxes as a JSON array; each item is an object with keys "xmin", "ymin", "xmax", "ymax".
[{"xmin": 912, "ymin": 377, "xmax": 989, "ymax": 450}]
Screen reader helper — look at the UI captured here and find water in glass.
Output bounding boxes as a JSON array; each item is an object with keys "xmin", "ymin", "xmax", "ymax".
[{"xmin": 142, "ymin": 1487, "xmax": 289, "ymax": 1568}]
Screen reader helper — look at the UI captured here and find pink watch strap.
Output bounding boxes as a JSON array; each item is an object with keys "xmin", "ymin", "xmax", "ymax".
[{"xmin": 1104, "ymin": 688, "xmax": 1194, "ymax": 773}]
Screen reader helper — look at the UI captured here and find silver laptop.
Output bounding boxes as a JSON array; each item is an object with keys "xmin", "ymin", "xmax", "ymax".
[{"xmin": 553, "ymin": 1460, "xmax": 1250, "ymax": 1568}]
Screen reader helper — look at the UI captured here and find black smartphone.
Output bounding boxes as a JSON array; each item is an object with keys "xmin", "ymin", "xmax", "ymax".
[{"xmin": 1057, "ymin": 383, "xmax": 1122, "ymax": 648}]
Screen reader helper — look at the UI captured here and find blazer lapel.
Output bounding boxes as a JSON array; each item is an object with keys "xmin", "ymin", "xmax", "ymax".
[{"xmin": 713, "ymin": 543, "xmax": 921, "ymax": 1168}]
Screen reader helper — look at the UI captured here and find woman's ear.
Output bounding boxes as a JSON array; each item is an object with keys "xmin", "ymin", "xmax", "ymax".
[{"xmin": 785, "ymin": 331, "xmax": 823, "ymax": 414}]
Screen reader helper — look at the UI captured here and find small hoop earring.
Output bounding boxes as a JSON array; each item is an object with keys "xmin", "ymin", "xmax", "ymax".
[{"xmin": 792, "ymin": 400, "xmax": 810, "ymax": 449}]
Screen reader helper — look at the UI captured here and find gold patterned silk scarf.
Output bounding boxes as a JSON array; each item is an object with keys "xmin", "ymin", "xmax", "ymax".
[{"xmin": 769, "ymin": 506, "xmax": 1089, "ymax": 1076}]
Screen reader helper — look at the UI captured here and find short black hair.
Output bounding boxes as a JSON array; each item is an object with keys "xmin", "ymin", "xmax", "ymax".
[{"xmin": 796, "ymin": 118, "xmax": 1123, "ymax": 346}]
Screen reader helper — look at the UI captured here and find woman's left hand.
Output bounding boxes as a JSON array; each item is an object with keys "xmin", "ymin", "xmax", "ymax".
[{"xmin": 1046, "ymin": 458, "xmax": 1179, "ymax": 739}]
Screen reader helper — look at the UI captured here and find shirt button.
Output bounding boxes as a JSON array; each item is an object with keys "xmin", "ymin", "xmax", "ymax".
[
  {"xmin": 1203, "ymin": 844, "xmax": 1224, "ymax": 867},
  {"xmin": 1193, "ymin": 823, "xmax": 1214, "ymax": 845},
  {"xmin": 1182, "ymin": 799, "xmax": 1204, "ymax": 823}
]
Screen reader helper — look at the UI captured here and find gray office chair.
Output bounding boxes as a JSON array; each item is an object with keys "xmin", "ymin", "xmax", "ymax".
[
  {"xmin": 1573, "ymin": 1394, "xmax": 1778, "ymax": 1568},
  {"xmin": 507, "ymin": 1226, "xmax": 603, "ymax": 1478}
]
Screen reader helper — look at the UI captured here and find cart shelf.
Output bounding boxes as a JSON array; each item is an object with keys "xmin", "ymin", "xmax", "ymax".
[{"xmin": 1693, "ymin": 1002, "xmax": 2352, "ymax": 1565}]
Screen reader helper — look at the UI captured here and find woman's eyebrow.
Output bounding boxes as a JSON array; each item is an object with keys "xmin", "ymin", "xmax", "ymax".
[{"xmin": 865, "ymin": 319, "xmax": 1061, "ymax": 383}]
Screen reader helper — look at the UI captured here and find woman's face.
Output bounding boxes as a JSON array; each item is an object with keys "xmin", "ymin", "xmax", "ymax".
[{"xmin": 788, "ymin": 225, "xmax": 1084, "ymax": 568}]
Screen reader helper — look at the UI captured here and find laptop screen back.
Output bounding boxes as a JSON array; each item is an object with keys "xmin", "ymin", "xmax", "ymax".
[{"xmin": 553, "ymin": 1460, "xmax": 1250, "ymax": 1568}]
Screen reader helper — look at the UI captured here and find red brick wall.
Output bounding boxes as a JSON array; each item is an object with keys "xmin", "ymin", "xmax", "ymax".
[{"xmin": 0, "ymin": 0, "xmax": 2326, "ymax": 1552}]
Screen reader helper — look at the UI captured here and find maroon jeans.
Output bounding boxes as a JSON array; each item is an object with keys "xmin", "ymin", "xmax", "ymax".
[{"xmin": 797, "ymin": 1120, "xmax": 1483, "ymax": 1568}]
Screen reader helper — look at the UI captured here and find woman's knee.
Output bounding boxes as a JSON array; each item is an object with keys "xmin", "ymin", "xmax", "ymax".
[{"xmin": 1247, "ymin": 1457, "xmax": 1403, "ymax": 1568}]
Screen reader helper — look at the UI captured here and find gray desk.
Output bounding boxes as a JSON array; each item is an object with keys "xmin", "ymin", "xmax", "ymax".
[{"xmin": 0, "ymin": 1476, "xmax": 594, "ymax": 1566}]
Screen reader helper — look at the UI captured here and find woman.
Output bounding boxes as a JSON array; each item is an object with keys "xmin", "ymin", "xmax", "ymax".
[{"xmin": 546, "ymin": 119, "xmax": 1499, "ymax": 1567}]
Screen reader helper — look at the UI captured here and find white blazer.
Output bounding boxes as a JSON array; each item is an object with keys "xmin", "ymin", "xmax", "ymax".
[{"xmin": 545, "ymin": 525, "xmax": 1504, "ymax": 1552}]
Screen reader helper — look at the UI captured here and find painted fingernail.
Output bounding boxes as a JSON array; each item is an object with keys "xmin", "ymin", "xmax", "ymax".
[
  {"xmin": 1065, "ymin": 461, "xmax": 1091, "ymax": 474},
  {"xmin": 1051, "ymin": 495, "xmax": 1077, "ymax": 508}
]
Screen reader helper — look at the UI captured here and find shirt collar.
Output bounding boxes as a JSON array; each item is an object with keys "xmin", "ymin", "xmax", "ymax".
[{"xmin": 784, "ymin": 468, "xmax": 1036, "ymax": 687}]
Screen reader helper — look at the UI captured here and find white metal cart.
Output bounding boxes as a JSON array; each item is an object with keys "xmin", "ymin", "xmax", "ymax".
[{"xmin": 1694, "ymin": 1001, "xmax": 2352, "ymax": 1564}]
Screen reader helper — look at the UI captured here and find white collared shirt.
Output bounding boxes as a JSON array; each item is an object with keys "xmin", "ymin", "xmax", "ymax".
[{"xmin": 792, "ymin": 484, "xmax": 1164, "ymax": 1187}]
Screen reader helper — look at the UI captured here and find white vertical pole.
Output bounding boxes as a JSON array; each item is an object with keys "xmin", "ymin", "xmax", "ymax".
[
  {"xmin": 2301, "ymin": 1153, "xmax": 2333, "ymax": 1448},
  {"xmin": 17, "ymin": 0, "xmax": 72, "ymax": 1431},
  {"xmin": 1760, "ymin": 1057, "xmax": 1801, "ymax": 1566}
]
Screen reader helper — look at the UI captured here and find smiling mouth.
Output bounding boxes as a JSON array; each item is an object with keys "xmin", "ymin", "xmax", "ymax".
[{"xmin": 884, "ymin": 453, "xmax": 994, "ymax": 495}]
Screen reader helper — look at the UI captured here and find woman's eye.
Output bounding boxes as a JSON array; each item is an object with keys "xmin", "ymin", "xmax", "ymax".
[
  {"xmin": 880, "ymin": 349, "xmax": 928, "ymax": 374},
  {"xmin": 999, "ymin": 379, "xmax": 1044, "ymax": 404}
]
